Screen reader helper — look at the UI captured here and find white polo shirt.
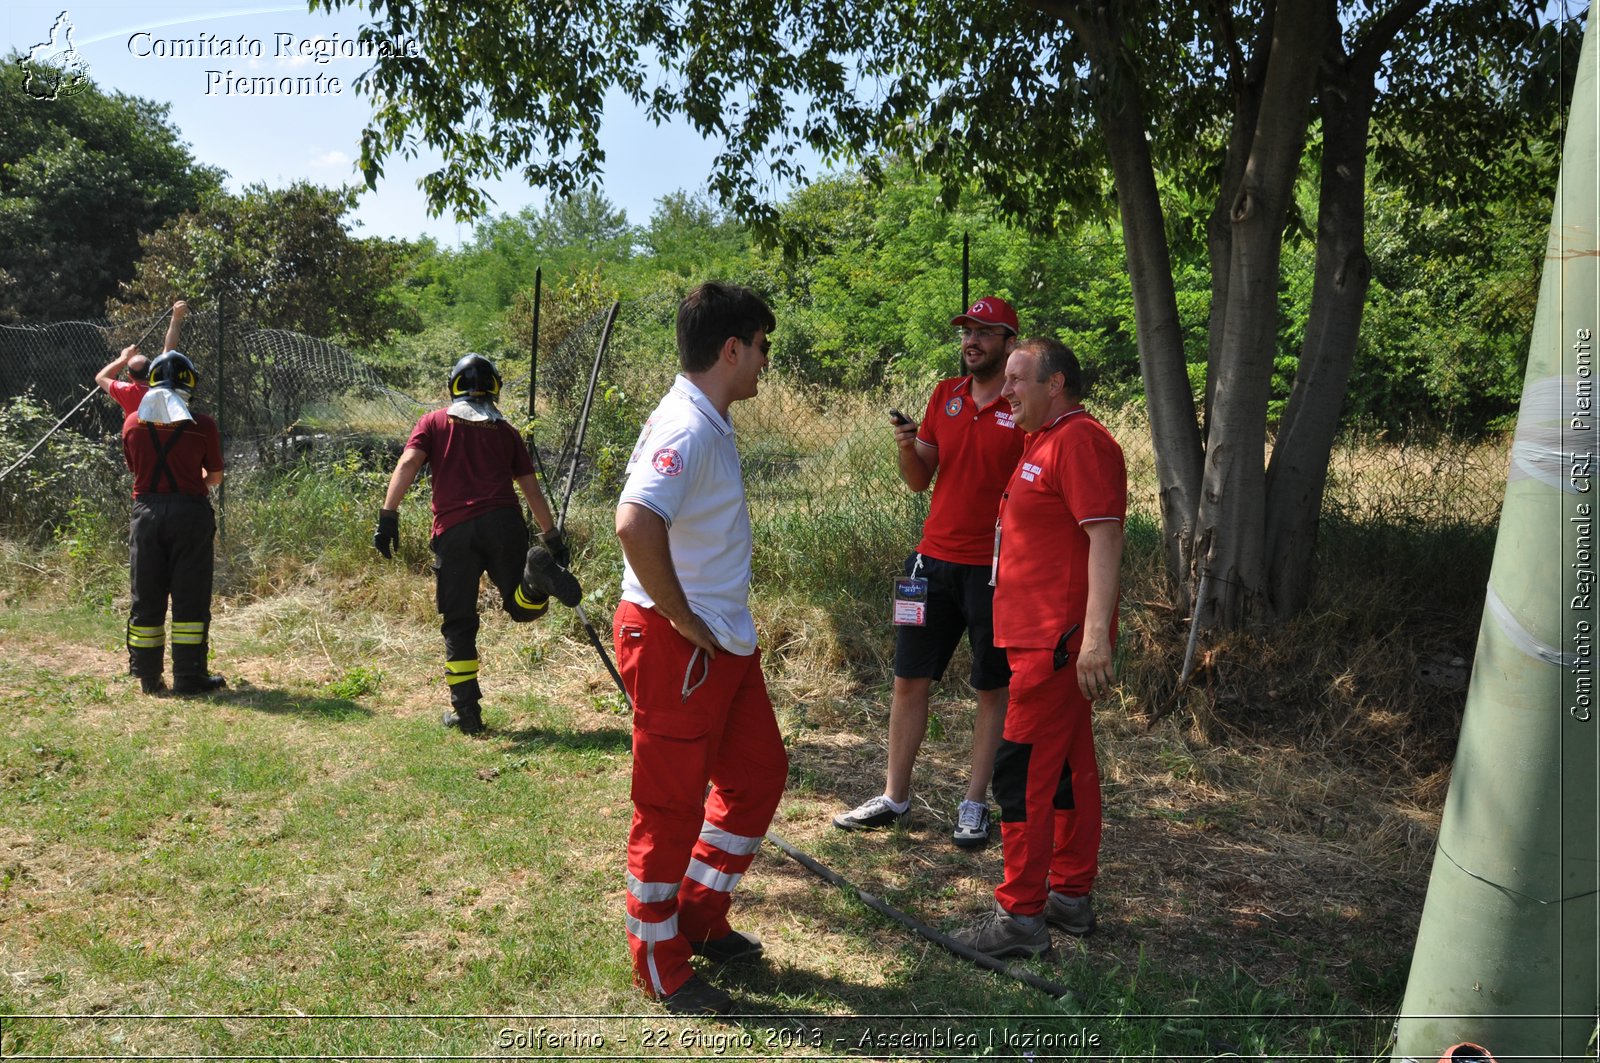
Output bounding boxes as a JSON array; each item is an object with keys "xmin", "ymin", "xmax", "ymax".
[{"xmin": 618, "ymin": 375, "xmax": 757, "ymax": 655}]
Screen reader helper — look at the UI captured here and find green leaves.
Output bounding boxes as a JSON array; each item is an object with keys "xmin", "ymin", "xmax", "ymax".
[
  {"xmin": 0, "ymin": 55, "xmax": 223, "ymax": 322},
  {"xmin": 112, "ymin": 182, "xmax": 417, "ymax": 349}
]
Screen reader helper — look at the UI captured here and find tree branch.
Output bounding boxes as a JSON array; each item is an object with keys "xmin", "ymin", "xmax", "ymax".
[
  {"xmin": 1205, "ymin": 0, "xmax": 1245, "ymax": 96},
  {"xmin": 1024, "ymin": 0, "xmax": 1094, "ymax": 46},
  {"xmin": 1349, "ymin": 0, "xmax": 1431, "ymax": 80}
]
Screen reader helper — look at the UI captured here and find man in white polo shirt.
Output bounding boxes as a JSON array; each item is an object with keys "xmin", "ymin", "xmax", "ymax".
[{"xmin": 613, "ymin": 282, "xmax": 788, "ymax": 1016}]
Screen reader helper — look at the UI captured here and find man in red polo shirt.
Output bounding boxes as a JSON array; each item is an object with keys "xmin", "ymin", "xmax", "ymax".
[
  {"xmin": 953, "ymin": 335, "xmax": 1126, "ymax": 957},
  {"xmin": 833, "ymin": 296, "xmax": 1024, "ymax": 849},
  {"xmin": 96, "ymin": 300, "xmax": 188, "ymax": 415}
]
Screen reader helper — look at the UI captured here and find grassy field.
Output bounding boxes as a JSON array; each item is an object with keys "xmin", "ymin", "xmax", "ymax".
[{"xmin": 0, "ymin": 388, "xmax": 1508, "ymax": 1060}]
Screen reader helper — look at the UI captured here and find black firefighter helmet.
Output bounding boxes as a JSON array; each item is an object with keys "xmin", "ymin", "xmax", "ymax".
[
  {"xmin": 147, "ymin": 351, "xmax": 198, "ymax": 393},
  {"xmin": 448, "ymin": 353, "xmax": 502, "ymax": 400}
]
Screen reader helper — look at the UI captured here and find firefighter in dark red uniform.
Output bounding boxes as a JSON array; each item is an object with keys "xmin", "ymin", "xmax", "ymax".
[
  {"xmin": 374, "ymin": 354, "xmax": 579, "ymax": 735},
  {"xmin": 121, "ymin": 350, "xmax": 226, "ymax": 695}
]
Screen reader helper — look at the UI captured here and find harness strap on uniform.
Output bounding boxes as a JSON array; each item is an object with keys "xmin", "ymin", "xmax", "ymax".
[{"xmin": 142, "ymin": 420, "xmax": 190, "ymax": 494}]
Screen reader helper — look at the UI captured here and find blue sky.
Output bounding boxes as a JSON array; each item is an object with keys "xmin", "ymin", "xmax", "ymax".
[{"xmin": 4, "ymin": 2, "xmax": 814, "ymax": 245}]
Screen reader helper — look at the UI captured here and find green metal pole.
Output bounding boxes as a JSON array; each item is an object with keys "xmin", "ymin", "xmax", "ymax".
[
  {"xmin": 1392, "ymin": 10, "xmax": 1599, "ymax": 1062},
  {"xmin": 216, "ymin": 295, "xmax": 225, "ymax": 550},
  {"xmin": 529, "ymin": 265, "xmax": 541, "ymax": 420}
]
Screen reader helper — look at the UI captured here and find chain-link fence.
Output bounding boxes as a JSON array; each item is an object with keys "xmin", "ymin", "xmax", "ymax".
[
  {"xmin": 0, "ymin": 309, "xmax": 424, "ymax": 456},
  {"xmin": 1, "ymin": 299, "xmax": 1510, "ymax": 549}
]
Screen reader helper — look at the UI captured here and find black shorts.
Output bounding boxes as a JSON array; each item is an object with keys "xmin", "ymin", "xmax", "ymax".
[{"xmin": 892, "ymin": 552, "xmax": 1010, "ymax": 690}]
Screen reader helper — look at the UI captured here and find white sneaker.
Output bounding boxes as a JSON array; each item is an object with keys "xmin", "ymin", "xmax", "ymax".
[
  {"xmin": 952, "ymin": 800, "xmax": 991, "ymax": 848},
  {"xmin": 833, "ymin": 794, "xmax": 909, "ymax": 830}
]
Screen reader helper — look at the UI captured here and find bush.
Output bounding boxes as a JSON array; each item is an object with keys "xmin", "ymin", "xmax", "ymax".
[
  {"xmin": 0, "ymin": 393, "xmax": 127, "ymax": 544},
  {"xmin": 223, "ymin": 448, "xmax": 397, "ymax": 590}
]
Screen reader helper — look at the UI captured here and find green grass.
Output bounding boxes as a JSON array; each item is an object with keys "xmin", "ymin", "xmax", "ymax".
[{"xmin": 0, "ymin": 589, "xmax": 1406, "ymax": 1061}]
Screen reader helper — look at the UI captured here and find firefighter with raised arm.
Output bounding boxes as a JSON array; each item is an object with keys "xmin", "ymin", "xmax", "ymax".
[
  {"xmin": 97, "ymin": 300, "xmax": 188, "ymax": 416},
  {"xmin": 122, "ymin": 349, "xmax": 226, "ymax": 695}
]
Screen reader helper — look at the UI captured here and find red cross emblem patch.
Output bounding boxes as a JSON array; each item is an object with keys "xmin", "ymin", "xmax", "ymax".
[{"xmin": 651, "ymin": 447, "xmax": 683, "ymax": 476}]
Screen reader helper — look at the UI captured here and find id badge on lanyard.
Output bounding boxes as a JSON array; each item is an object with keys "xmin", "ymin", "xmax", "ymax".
[
  {"xmin": 892, "ymin": 553, "xmax": 928, "ymax": 626},
  {"xmin": 990, "ymin": 492, "xmax": 1007, "ymax": 588},
  {"xmin": 990, "ymin": 520, "xmax": 1001, "ymax": 587}
]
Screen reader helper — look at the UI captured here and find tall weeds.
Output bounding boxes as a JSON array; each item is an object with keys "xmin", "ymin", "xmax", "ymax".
[{"xmin": 1, "ymin": 386, "xmax": 1506, "ymax": 796}]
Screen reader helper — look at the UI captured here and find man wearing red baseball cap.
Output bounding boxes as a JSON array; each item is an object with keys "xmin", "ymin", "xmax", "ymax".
[{"xmin": 833, "ymin": 295, "xmax": 1023, "ymax": 849}]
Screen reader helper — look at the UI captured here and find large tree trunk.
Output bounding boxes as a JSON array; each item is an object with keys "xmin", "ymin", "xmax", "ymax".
[
  {"xmin": 1263, "ymin": 68, "xmax": 1374, "ymax": 616},
  {"xmin": 1065, "ymin": 5, "xmax": 1204, "ymax": 597},
  {"xmin": 1205, "ymin": 4, "xmax": 1274, "ymax": 444},
  {"xmin": 1263, "ymin": 2, "xmax": 1425, "ymax": 616},
  {"xmin": 1194, "ymin": 1, "xmax": 1332, "ymax": 629},
  {"xmin": 1052, "ymin": 0, "xmax": 1423, "ymax": 632},
  {"xmin": 1105, "ymin": 106, "xmax": 1206, "ymax": 592}
]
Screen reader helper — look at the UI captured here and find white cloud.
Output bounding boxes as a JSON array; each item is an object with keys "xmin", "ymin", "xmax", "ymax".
[{"xmin": 310, "ymin": 150, "xmax": 352, "ymax": 170}]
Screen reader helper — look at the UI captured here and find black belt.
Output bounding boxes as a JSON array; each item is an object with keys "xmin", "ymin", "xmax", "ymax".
[{"xmin": 133, "ymin": 492, "xmax": 209, "ymax": 505}]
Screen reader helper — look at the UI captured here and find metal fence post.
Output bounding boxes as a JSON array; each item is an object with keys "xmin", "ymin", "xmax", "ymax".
[
  {"xmin": 529, "ymin": 266, "xmax": 541, "ymax": 419},
  {"xmin": 961, "ymin": 230, "xmax": 969, "ymax": 313},
  {"xmin": 216, "ymin": 293, "xmax": 225, "ymax": 550}
]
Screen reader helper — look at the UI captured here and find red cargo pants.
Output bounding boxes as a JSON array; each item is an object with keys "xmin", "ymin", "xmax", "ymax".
[{"xmin": 614, "ymin": 600, "xmax": 788, "ymax": 997}]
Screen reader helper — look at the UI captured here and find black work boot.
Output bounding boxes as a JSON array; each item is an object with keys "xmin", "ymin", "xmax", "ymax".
[
  {"xmin": 171, "ymin": 639, "xmax": 224, "ymax": 695},
  {"xmin": 173, "ymin": 674, "xmax": 226, "ymax": 695},
  {"xmin": 129, "ymin": 638, "xmax": 165, "ymax": 691},
  {"xmin": 442, "ymin": 701, "xmax": 486, "ymax": 735},
  {"xmin": 523, "ymin": 542, "xmax": 582, "ymax": 608}
]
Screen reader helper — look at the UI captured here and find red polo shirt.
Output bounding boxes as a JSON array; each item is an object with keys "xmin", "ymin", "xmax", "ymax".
[
  {"xmin": 992, "ymin": 407, "xmax": 1126, "ymax": 648},
  {"xmin": 405, "ymin": 409, "xmax": 535, "ymax": 537},
  {"xmin": 108, "ymin": 380, "xmax": 149, "ymax": 416},
  {"xmin": 915, "ymin": 376, "xmax": 1024, "ymax": 565}
]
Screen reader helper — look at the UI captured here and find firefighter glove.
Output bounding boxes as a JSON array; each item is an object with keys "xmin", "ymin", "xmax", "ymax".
[
  {"xmin": 540, "ymin": 527, "xmax": 571, "ymax": 568},
  {"xmin": 374, "ymin": 509, "xmax": 400, "ymax": 559}
]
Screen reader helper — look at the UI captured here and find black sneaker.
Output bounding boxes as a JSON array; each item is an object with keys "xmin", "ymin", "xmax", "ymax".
[
  {"xmin": 832, "ymin": 794, "xmax": 909, "ymax": 831},
  {"xmin": 172, "ymin": 674, "xmax": 226, "ymax": 695},
  {"xmin": 690, "ymin": 929, "xmax": 763, "ymax": 965},
  {"xmin": 660, "ymin": 975, "xmax": 734, "ymax": 1016}
]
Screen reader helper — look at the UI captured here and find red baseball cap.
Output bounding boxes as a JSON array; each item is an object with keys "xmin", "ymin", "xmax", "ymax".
[{"xmin": 951, "ymin": 296, "xmax": 1019, "ymax": 335}]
